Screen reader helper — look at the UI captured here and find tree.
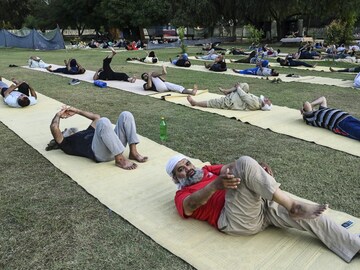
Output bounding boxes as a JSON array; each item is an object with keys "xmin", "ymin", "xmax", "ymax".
[
  {"xmin": 101, "ymin": 0, "xmax": 171, "ymax": 40},
  {"xmin": 0, "ymin": 0, "xmax": 32, "ymax": 28}
]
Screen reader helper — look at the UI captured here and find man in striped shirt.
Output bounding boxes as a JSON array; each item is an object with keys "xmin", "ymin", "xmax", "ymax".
[{"xmin": 301, "ymin": 96, "xmax": 360, "ymax": 141}]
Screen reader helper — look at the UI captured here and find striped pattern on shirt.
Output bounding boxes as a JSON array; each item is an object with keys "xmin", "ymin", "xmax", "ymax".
[{"xmin": 303, "ymin": 106, "xmax": 349, "ymax": 130}]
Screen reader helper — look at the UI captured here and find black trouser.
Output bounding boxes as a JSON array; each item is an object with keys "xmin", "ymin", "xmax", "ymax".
[{"xmin": 99, "ymin": 57, "xmax": 129, "ymax": 81}]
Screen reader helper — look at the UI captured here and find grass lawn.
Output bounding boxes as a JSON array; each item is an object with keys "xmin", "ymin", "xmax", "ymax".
[{"xmin": 0, "ymin": 44, "xmax": 359, "ymax": 269}]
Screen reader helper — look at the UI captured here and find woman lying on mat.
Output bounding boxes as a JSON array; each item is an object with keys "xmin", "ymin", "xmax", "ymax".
[
  {"xmin": 141, "ymin": 65, "xmax": 197, "ymax": 95},
  {"xmin": 50, "ymin": 106, "xmax": 148, "ymax": 170},
  {"xmin": 166, "ymin": 155, "xmax": 360, "ymax": 263},
  {"xmin": 93, "ymin": 47, "xmax": 136, "ymax": 83},
  {"xmin": 187, "ymin": 82, "xmax": 272, "ymax": 111},
  {"xmin": 301, "ymin": 96, "xmax": 360, "ymax": 141},
  {"xmin": 46, "ymin": 58, "xmax": 86, "ymax": 74}
]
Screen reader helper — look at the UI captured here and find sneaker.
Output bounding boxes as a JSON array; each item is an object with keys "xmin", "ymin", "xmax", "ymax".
[{"xmin": 69, "ymin": 79, "xmax": 80, "ymax": 85}]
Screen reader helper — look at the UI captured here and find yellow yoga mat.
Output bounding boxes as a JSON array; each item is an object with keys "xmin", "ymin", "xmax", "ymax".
[
  {"xmin": 0, "ymin": 85, "xmax": 359, "ymax": 269},
  {"xmin": 149, "ymin": 91, "xmax": 360, "ymax": 157}
]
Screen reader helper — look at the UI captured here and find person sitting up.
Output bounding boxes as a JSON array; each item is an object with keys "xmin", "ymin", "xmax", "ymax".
[
  {"xmin": 233, "ymin": 62, "xmax": 279, "ymax": 77},
  {"xmin": 0, "ymin": 77, "xmax": 37, "ymax": 108},
  {"xmin": 204, "ymin": 54, "xmax": 227, "ymax": 72},
  {"xmin": 170, "ymin": 53, "xmax": 191, "ymax": 67},
  {"xmin": 28, "ymin": 56, "xmax": 51, "ymax": 69},
  {"xmin": 301, "ymin": 96, "xmax": 360, "ymax": 141},
  {"xmin": 46, "ymin": 58, "xmax": 86, "ymax": 74},
  {"xmin": 50, "ymin": 105, "xmax": 148, "ymax": 170},
  {"xmin": 141, "ymin": 65, "xmax": 197, "ymax": 95},
  {"xmin": 166, "ymin": 154, "xmax": 360, "ymax": 263},
  {"xmin": 187, "ymin": 82, "xmax": 272, "ymax": 111},
  {"xmin": 93, "ymin": 47, "xmax": 136, "ymax": 83},
  {"xmin": 195, "ymin": 49, "xmax": 220, "ymax": 60},
  {"xmin": 277, "ymin": 56, "xmax": 316, "ymax": 68}
]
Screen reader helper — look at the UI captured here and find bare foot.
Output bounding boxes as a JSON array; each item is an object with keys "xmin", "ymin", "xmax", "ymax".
[
  {"xmin": 110, "ymin": 47, "xmax": 117, "ymax": 55},
  {"xmin": 289, "ymin": 201, "xmax": 328, "ymax": 220},
  {"xmin": 162, "ymin": 65, "xmax": 167, "ymax": 75},
  {"xmin": 129, "ymin": 75, "xmax": 136, "ymax": 83},
  {"xmin": 115, "ymin": 155, "xmax": 137, "ymax": 170},
  {"xmin": 129, "ymin": 153, "xmax": 148, "ymax": 163},
  {"xmin": 187, "ymin": 95, "xmax": 197, "ymax": 106},
  {"xmin": 191, "ymin": 84, "xmax": 198, "ymax": 95}
]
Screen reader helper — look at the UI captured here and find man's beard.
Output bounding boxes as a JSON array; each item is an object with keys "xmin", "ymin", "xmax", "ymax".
[{"xmin": 177, "ymin": 169, "xmax": 204, "ymax": 189}]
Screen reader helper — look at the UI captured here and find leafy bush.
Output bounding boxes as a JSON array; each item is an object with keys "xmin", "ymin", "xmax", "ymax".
[
  {"xmin": 245, "ymin": 24, "xmax": 264, "ymax": 44},
  {"xmin": 177, "ymin": 26, "xmax": 187, "ymax": 53},
  {"xmin": 325, "ymin": 15, "xmax": 357, "ymax": 45}
]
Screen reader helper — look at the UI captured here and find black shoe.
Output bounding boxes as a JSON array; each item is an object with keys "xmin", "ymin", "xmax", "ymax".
[{"xmin": 69, "ymin": 79, "xmax": 80, "ymax": 85}]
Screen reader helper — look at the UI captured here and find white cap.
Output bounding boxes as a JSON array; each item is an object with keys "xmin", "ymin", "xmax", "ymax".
[{"xmin": 166, "ymin": 154, "xmax": 187, "ymax": 177}]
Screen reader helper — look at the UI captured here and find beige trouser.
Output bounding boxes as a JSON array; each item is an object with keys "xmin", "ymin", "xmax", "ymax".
[
  {"xmin": 217, "ymin": 156, "xmax": 360, "ymax": 262},
  {"xmin": 207, "ymin": 88, "xmax": 261, "ymax": 110}
]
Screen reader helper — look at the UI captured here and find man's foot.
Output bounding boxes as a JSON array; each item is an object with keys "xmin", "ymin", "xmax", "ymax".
[
  {"xmin": 329, "ymin": 67, "xmax": 335, "ymax": 72},
  {"xmin": 289, "ymin": 201, "xmax": 328, "ymax": 220},
  {"xmin": 128, "ymin": 75, "xmax": 136, "ymax": 83},
  {"xmin": 187, "ymin": 95, "xmax": 197, "ymax": 106},
  {"xmin": 169, "ymin": 58, "xmax": 172, "ymax": 63},
  {"xmin": 191, "ymin": 84, "xmax": 198, "ymax": 95},
  {"xmin": 129, "ymin": 153, "xmax": 148, "ymax": 163},
  {"xmin": 115, "ymin": 155, "xmax": 137, "ymax": 170},
  {"xmin": 162, "ymin": 65, "xmax": 167, "ymax": 75},
  {"xmin": 312, "ymin": 63, "xmax": 317, "ymax": 68},
  {"xmin": 232, "ymin": 68, "xmax": 239, "ymax": 73}
]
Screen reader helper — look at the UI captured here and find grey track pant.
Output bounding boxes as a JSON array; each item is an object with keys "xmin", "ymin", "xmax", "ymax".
[
  {"xmin": 91, "ymin": 111, "xmax": 139, "ymax": 162},
  {"xmin": 218, "ymin": 156, "xmax": 360, "ymax": 262}
]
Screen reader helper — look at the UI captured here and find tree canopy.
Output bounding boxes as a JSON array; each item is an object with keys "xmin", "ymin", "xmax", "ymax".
[{"xmin": 2, "ymin": 0, "xmax": 360, "ymax": 41}]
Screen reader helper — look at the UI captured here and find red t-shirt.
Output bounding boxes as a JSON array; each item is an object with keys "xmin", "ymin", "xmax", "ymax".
[{"xmin": 174, "ymin": 164, "xmax": 226, "ymax": 228}]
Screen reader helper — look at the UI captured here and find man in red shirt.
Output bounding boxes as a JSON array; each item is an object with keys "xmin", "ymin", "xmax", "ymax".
[{"xmin": 166, "ymin": 155, "xmax": 360, "ymax": 262}]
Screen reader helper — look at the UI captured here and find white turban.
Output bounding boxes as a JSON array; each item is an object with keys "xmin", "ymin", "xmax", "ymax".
[
  {"xmin": 166, "ymin": 154, "xmax": 187, "ymax": 177},
  {"xmin": 259, "ymin": 95, "xmax": 272, "ymax": 111}
]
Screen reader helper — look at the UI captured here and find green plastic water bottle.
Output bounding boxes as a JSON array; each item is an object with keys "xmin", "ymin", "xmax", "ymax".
[{"xmin": 160, "ymin": 117, "xmax": 167, "ymax": 141}]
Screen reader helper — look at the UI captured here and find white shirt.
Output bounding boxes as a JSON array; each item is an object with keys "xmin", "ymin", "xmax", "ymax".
[{"xmin": 4, "ymin": 91, "xmax": 37, "ymax": 108}]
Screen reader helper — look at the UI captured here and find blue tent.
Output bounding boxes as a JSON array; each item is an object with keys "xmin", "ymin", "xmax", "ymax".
[{"xmin": 0, "ymin": 26, "xmax": 65, "ymax": 50}]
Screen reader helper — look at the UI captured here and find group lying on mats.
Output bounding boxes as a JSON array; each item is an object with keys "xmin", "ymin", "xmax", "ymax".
[{"xmin": 3, "ymin": 46, "xmax": 360, "ymax": 263}]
